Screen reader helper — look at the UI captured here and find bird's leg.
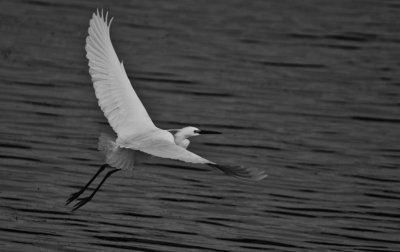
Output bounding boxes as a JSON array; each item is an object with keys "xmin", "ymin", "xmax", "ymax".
[
  {"xmin": 66, "ymin": 164, "xmax": 109, "ymax": 205},
  {"xmin": 72, "ymin": 168, "xmax": 120, "ymax": 211}
]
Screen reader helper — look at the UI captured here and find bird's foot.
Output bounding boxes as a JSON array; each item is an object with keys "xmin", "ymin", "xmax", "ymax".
[
  {"xmin": 65, "ymin": 190, "xmax": 84, "ymax": 206},
  {"xmin": 72, "ymin": 196, "xmax": 93, "ymax": 211}
]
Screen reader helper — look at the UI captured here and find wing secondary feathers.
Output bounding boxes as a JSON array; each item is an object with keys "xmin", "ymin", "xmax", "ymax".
[
  {"xmin": 119, "ymin": 130, "xmax": 213, "ymax": 164},
  {"xmin": 120, "ymin": 130, "xmax": 267, "ymax": 180},
  {"xmin": 86, "ymin": 10, "xmax": 157, "ymax": 138},
  {"xmin": 139, "ymin": 140, "xmax": 268, "ymax": 180},
  {"xmin": 140, "ymin": 142, "xmax": 212, "ymax": 164},
  {"xmin": 86, "ymin": 10, "xmax": 267, "ymax": 181}
]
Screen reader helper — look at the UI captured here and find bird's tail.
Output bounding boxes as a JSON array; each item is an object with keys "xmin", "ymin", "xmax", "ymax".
[
  {"xmin": 98, "ymin": 132, "xmax": 136, "ymax": 170},
  {"xmin": 208, "ymin": 163, "xmax": 267, "ymax": 181}
]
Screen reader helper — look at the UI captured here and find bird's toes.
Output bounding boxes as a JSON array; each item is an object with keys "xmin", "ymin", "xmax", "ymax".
[
  {"xmin": 72, "ymin": 196, "xmax": 92, "ymax": 211},
  {"xmin": 65, "ymin": 191, "xmax": 83, "ymax": 206}
]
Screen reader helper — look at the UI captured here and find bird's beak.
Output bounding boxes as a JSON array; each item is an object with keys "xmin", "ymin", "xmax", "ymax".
[{"xmin": 198, "ymin": 130, "xmax": 221, "ymax": 134}]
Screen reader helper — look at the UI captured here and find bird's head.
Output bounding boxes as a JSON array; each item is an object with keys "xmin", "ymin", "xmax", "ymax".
[{"xmin": 173, "ymin": 126, "xmax": 221, "ymax": 139}]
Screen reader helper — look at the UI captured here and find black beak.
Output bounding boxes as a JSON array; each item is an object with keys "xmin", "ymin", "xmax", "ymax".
[{"xmin": 197, "ymin": 130, "xmax": 221, "ymax": 134}]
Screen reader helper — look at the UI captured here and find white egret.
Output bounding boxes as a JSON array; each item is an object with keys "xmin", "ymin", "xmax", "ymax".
[{"xmin": 66, "ymin": 10, "xmax": 267, "ymax": 211}]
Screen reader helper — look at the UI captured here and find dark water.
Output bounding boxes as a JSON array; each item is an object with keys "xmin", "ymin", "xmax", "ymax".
[{"xmin": 0, "ymin": 0, "xmax": 399, "ymax": 251}]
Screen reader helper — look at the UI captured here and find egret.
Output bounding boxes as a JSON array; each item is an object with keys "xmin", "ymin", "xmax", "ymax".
[{"xmin": 66, "ymin": 10, "xmax": 267, "ymax": 211}]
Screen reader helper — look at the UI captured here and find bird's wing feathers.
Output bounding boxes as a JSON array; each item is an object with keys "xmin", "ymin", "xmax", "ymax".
[
  {"xmin": 140, "ymin": 141, "xmax": 268, "ymax": 180},
  {"xmin": 208, "ymin": 163, "xmax": 268, "ymax": 181},
  {"xmin": 86, "ymin": 10, "xmax": 157, "ymax": 138},
  {"xmin": 140, "ymin": 141, "xmax": 212, "ymax": 164},
  {"xmin": 121, "ymin": 131, "xmax": 267, "ymax": 180},
  {"xmin": 120, "ymin": 131, "xmax": 212, "ymax": 164},
  {"xmin": 87, "ymin": 10, "xmax": 267, "ymax": 181}
]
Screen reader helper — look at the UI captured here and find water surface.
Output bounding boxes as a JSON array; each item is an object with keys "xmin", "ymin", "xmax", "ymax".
[{"xmin": 0, "ymin": 0, "xmax": 399, "ymax": 251}]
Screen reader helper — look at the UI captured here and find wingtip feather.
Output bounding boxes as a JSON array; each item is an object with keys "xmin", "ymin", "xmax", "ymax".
[
  {"xmin": 108, "ymin": 17, "xmax": 114, "ymax": 28},
  {"xmin": 91, "ymin": 9, "xmax": 113, "ymax": 29},
  {"xmin": 209, "ymin": 163, "xmax": 268, "ymax": 181}
]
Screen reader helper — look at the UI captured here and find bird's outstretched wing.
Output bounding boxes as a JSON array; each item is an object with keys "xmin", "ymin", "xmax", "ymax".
[
  {"xmin": 86, "ymin": 10, "xmax": 157, "ymax": 138},
  {"xmin": 120, "ymin": 131, "xmax": 213, "ymax": 164},
  {"xmin": 121, "ymin": 131, "xmax": 268, "ymax": 180}
]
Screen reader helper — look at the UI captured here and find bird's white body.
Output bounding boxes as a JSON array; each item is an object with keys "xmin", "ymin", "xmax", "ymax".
[
  {"xmin": 98, "ymin": 132, "xmax": 148, "ymax": 170},
  {"xmin": 85, "ymin": 10, "xmax": 267, "ymax": 180},
  {"xmin": 66, "ymin": 9, "xmax": 266, "ymax": 212}
]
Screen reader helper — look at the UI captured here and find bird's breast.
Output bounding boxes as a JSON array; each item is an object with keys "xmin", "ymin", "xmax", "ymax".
[{"xmin": 174, "ymin": 138, "xmax": 190, "ymax": 149}]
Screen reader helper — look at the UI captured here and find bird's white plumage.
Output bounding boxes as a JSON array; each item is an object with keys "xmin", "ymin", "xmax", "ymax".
[
  {"xmin": 117, "ymin": 130, "xmax": 213, "ymax": 164},
  {"xmin": 139, "ymin": 142, "xmax": 211, "ymax": 164},
  {"xmin": 98, "ymin": 132, "xmax": 135, "ymax": 170},
  {"xmin": 86, "ymin": 10, "xmax": 157, "ymax": 139},
  {"xmin": 86, "ymin": 10, "xmax": 267, "ymax": 180},
  {"xmin": 86, "ymin": 10, "xmax": 214, "ymax": 166}
]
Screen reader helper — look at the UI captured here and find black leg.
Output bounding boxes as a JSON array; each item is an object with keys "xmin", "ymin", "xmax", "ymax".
[
  {"xmin": 66, "ymin": 164, "xmax": 109, "ymax": 206},
  {"xmin": 72, "ymin": 168, "xmax": 119, "ymax": 211}
]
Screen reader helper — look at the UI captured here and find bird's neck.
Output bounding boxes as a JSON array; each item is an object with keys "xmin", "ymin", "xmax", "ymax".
[{"xmin": 174, "ymin": 135, "xmax": 190, "ymax": 149}]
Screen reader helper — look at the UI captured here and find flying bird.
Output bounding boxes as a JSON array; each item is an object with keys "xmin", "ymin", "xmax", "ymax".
[{"xmin": 66, "ymin": 10, "xmax": 267, "ymax": 211}]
